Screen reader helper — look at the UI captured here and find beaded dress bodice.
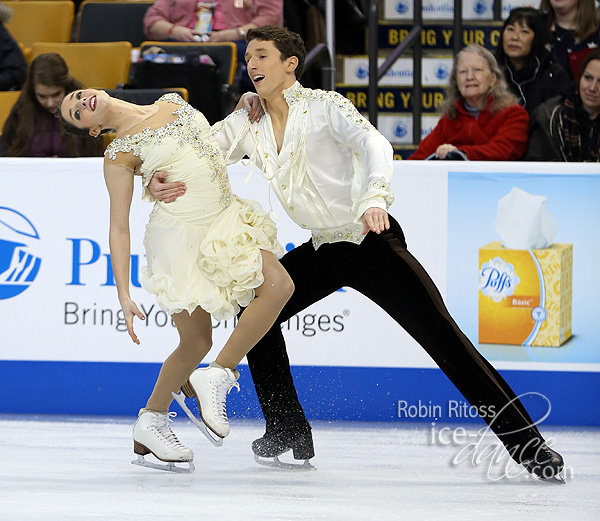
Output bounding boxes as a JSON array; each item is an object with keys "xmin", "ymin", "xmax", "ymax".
[{"xmin": 105, "ymin": 93, "xmax": 233, "ymax": 224}]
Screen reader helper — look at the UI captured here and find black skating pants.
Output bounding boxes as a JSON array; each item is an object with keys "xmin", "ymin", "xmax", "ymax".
[{"xmin": 246, "ymin": 216, "xmax": 545, "ymax": 457}]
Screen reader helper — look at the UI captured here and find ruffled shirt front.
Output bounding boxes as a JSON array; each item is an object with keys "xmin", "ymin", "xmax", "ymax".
[{"xmin": 212, "ymin": 81, "xmax": 394, "ymax": 249}]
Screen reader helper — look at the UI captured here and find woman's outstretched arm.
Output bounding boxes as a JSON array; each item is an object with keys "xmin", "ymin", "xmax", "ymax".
[{"xmin": 104, "ymin": 159, "xmax": 145, "ymax": 344}]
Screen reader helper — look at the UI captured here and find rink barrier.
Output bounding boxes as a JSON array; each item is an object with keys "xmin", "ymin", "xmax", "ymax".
[
  {"xmin": 0, "ymin": 360, "xmax": 598, "ymax": 426},
  {"xmin": 1, "ymin": 159, "xmax": 599, "ymax": 426}
]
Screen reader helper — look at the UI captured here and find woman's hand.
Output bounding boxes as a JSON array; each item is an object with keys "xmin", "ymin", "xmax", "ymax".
[
  {"xmin": 120, "ymin": 297, "xmax": 146, "ymax": 345},
  {"xmin": 172, "ymin": 25, "xmax": 201, "ymax": 42},
  {"xmin": 435, "ymin": 143, "xmax": 458, "ymax": 159},
  {"xmin": 241, "ymin": 92, "xmax": 264, "ymax": 123},
  {"xmin": 207, "ymin": 28, "xmax": 240, "ymax": 42}
]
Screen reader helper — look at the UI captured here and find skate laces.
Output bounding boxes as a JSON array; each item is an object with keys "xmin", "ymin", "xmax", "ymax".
[
  {"xmin": 536, "ymin": 445, "xmax": 555, "ymax": 463},
  {"xmin": 151, "ymin": 412, "xmax": 187, "ymax": 450},
  {"xmin": 213, "ymin": 372, "xmax": 240, "ymax": 425}
]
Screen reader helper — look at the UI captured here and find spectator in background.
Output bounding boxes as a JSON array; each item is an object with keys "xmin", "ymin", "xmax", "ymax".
[
  {"xmin": 2, "ymin": 53, "xmax": 103, "ymax": 157},
  {"xmin": 495, "ymin": 7, "xmax": 571, "ymax": 117},
  {"xmin": 143, "ymin": 0, "xmax": 282, "ymax": 44},
  {"xmin": 540, "ymin": 0, "xmax": 600, "ymax": 79},
  {"xmin": 408, "ymin": 44, "xmax": 529, "ymax": 161},
  {"xmin": 525, "ymin": 47, "xmax": 600, "ymax": 161},
  {"xmin": 143, "ymin": 0, "xmax": 283, "ymax": 93},
  {"xmin": 0, "ymin": 4, "xmax": 26, "ymax": 91}
]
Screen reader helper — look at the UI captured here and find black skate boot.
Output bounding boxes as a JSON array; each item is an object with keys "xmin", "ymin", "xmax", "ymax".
[
  {"xmin": 252, "ymin": 430, "xmax": 315, "ymax": 470},
  {"xmin": 521, "ymin": 443, "xmax": 565, "ymax": 483}
]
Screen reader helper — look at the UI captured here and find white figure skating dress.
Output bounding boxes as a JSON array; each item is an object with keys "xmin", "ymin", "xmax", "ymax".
[{"xmin": 105, "ymin": 93, "xmax": 281, "ymax": 320}]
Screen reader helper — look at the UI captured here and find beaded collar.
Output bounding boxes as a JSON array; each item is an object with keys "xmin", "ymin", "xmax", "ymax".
[{"xmin": 105, "ymin": 93, "xmax": 232, "ymax": 208}]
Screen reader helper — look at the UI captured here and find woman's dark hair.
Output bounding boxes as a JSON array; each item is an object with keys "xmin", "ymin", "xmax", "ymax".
[
  {"xmin": 495, "ymin": 7, "xmax": 550, "ymax": 67},
  {"xmin": 576, "ymin": 47, "xmax": 600, "ymax": 92},
  {"xmin": 246, "ymin": 25, "xmax": 306, "ymax": 79},
  {"xmin": 1, "ymin": 53, "xmax": 99, "ymax": 156},
  {"xmin": 55, "ymin": 97, "xmax": 91, "ymax": 138},
  {"xmin": 55, "ymin": 95, "xmax": 114, "ymax": 138}
]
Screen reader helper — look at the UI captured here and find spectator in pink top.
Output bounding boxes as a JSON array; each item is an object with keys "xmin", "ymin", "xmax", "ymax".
[
  {"xmin": 143, "ymin": 0, "xmax": 283, "ymax": 44},
  {"xmin": 143, "ymin": 0, "xmax": 283, "ymax": 93}
]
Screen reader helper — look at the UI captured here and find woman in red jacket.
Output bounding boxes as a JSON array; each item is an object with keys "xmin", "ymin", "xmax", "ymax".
[{"xmin": 409, "ymin": 44, "xmax": 529, "ymax": 161}]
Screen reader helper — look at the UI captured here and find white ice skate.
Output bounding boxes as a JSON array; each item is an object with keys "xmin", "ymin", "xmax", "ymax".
[
  {"xmin": 171, "ymin": 390, "xmax": 224, "ymax": 447},
  {"xmin": 131, "ymin": 409, "xmax": 195, "ymax": 473},
  {"xmin": 174, "ymin": 362, "xmax": 240, "ymax": 444}
]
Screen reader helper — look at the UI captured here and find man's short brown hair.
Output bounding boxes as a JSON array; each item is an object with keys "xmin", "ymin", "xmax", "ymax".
[{"xmin": 246, "ymin": 25, "xmax": 307, "ymax": 79}]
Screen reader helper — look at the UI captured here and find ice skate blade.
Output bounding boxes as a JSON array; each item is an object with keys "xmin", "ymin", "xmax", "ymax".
[
  {"xmin": 131, "ymin": 455, "xmax": 195, "ymax": 473},
  {"xmin": 535, "ymin": 472, "xmax": 566, "ymax": 484},
  {"xmin": 171, "ymin": 391, "xmax": 223, "ymax": 447},
  {"xmin": 254, "ymin": 454, "xmax": 316, "ymax": 471}
]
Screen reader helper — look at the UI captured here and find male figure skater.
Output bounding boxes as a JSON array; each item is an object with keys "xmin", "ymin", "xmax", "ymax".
[{"xmin": 149, "ymin": 25, "xmax": 564, "ymax": 481}]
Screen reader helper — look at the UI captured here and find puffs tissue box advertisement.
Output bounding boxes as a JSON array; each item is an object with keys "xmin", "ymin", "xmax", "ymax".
[{"xmin": 478, "ymin": 188, "xmax": 572, "ymax": 347}]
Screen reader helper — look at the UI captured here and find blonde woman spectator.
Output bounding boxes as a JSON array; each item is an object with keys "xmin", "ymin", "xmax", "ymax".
[{"xmin": 408, "ymin": 44, "xmax": 529, "ymax": 161}]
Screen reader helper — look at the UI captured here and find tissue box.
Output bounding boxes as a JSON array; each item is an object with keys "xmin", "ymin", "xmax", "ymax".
[{"xmin": 478, "ymin": 241, "xmax": 572, "ymax": 347}]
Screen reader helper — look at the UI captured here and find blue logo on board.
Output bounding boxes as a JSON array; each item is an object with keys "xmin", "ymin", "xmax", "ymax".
[
  {"xmin": 0, "ymin": 207, "xmax": 42, "ymax": 299},
  {"xmin": 473, "ymin": 0, "xmax": 488, "ymax": 15},
  {"xmin": 355, "ymin": 65, "xmax": 369, "ymax": 80},
  {"xmin": 394, "ymin": 122, "xmax": 408, "ymax": 138},
  {"xmin": 395, "ymin": 1, "xmax": 409, "ymax": 14},
  {"xmin": 435, "ymin": 64, "xmax": 450, "ymax": 80}
]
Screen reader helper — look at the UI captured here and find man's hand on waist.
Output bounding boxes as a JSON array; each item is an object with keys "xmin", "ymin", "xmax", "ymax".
[
  {"xmin": 361, "ymin": 207, "xmax": 390, "ymax": 235},
  {"xmin": 148, "ymin": 171, "xmax": 186, "ymax": 203}
]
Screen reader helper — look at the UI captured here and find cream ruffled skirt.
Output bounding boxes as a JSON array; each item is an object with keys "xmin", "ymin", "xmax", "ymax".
[{"xmin": 141, "ymin": 196, "xmax": 282, "ymax": 320}]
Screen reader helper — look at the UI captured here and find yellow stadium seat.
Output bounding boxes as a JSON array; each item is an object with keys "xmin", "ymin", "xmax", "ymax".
[
  {"xmin": 4, "ymin": 1, "xmax": 74, "ymax": 50},
  {"xmin": 29, "ymin": 42, "xmax": 133, "ymax": 90},
  {"xmin": 0, "ymin": 91, "xmax": 20, "ymax": 135}
]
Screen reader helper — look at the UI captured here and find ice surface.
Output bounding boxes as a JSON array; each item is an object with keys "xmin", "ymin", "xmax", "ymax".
[{"xmin": 0, "ymin": 416, "xmax": 598, "ymax": 521}]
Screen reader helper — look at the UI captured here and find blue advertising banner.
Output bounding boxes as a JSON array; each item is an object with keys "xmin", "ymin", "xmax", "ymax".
[{"xmin": 447, "ymin": 171, "xmax": 600, "ymax": 364}]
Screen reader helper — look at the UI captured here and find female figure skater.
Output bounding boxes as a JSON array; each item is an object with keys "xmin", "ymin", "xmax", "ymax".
[{"xmin": 58, "ymin": 89, "xmax": 293, "ymax": 471}]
